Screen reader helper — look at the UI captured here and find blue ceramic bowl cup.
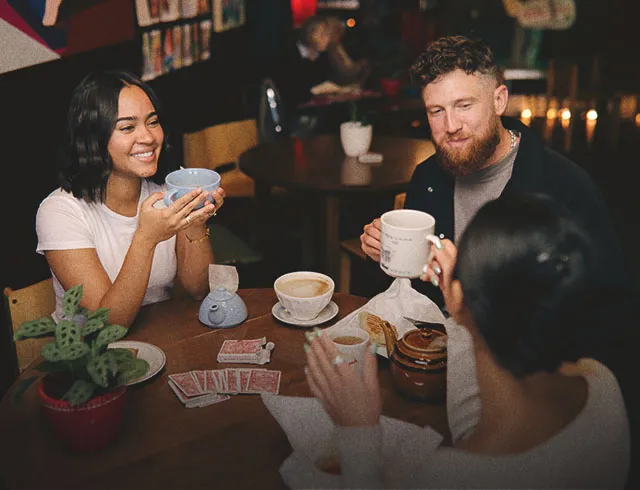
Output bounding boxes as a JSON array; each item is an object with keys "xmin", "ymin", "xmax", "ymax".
[{"xmin": 164, "ymin": 168, "xmax": 221, "ymax": 209}]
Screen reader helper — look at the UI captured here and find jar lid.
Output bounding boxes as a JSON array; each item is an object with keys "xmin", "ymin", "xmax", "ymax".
[{"xmin": 398, "ymin": 328, "xmax": 447, "ymax": 360}]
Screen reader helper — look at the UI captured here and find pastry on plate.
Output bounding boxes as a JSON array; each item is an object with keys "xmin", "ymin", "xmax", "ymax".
[{"xmin": 358, "ymin": 311, "xmax": 397, "ymax": 347}]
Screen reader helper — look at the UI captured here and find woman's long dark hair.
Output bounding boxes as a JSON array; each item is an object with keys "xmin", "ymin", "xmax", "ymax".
[
  {"xmin": 455, "ymin": 193, "xmax": 595, "ymax": 377},
  {"xmin": 59, "ymin": 70, "xmax": 174, "ymax": 202}
]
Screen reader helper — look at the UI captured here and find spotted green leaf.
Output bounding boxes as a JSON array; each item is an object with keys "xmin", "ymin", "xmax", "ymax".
[
  {"xmin": 63, "ymin": 379, "xmax": 96, "ymax": 406},
  {"xmin": 82, "ymin": 317, "xmax": 104, "ymax": 336},
  {"xmin": 87, "ymin": 351, "xmax": 119, "ymax": 388},
  {"xmin": 59, "ymin": 342, "xmax": 90, "ymax": 361},
  {"xmin": 87, "ymin": 307, "xmax": 110, "ymax": 324},
  {"xmin": 118, "ymin": 358, "xmax": 149, "ymax": 385},
  {"xmin": 106, "ymin": 348, "xmax": 134, "ymax": 365},
  {"xmin": 95, "ymin": 324, "xmax": 127, "ymax": 349},
  {"xmin": 41, "ymin": 342, "xmax": 62, "ymax": 362},
  {"xmin": 62, "ymin": 284, "xmax": 83, "ymax": 317},
  {"xmin": 13, "ymin": 317, "xmax": 56, "ymax": 341},
  {"xmin": 55, "ymin": 319, "xmax": 81, "ymax": 348}
]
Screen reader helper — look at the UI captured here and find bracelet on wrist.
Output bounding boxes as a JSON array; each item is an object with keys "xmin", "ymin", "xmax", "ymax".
[{"xmin": 185, "ymin": 227, "xmax": 210, "ymax": 244}]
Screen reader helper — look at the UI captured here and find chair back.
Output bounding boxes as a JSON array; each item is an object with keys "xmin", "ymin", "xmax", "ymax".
[
  {"xmin": 183, "ymin": 119, "xmax": 258, "ymax": 170},
  {"xmin": 3, "ymin": 278, "xmax": 56, "ymax": 372},
  {"xmin": 183, "ymin": 119, "xmax": 258, "ymax": 198}
]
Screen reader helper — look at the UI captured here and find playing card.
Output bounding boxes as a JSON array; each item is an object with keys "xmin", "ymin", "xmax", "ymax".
[
  {"xmin": 168, "ymin": 379, "xmax": 203, "ymax": 403},
  {"xmin": 211, "ymin": 369, "xmax": 228, "ymax": 393},
  {"xmin": 168, "ymin": 372, "xmax": 202, "ymax": 396},
  {"xmin": 192, "ymin": 370, "xmax": 206, "ymax": 393},
  {"xmin": 187, "ymin": 393, "xmax": 230, "ymax": 409},
  {"xmin": 204, "ymin": 369, "xmax": 218, "ymax": 393},
  {"xmin": 217, "ymin": 338, "xmax": 275, "ymax": 365},
  {"xmin": 169, "ymin": 380, "xmax": 230, "ymax": 408},
  {"xmin": 219, "ymin": 338, "xmax": 265, "ymax": 355},
  {"xmin": 226, "ymin": 368, "xmax": 240, "ymax": 393},
  {"xmin": 238, "ymin": 368, "xmax": 253, "ymax": 393},
  {"xmin": 246, "ymin": 369, "xmax": 281, "ymax": 394}
]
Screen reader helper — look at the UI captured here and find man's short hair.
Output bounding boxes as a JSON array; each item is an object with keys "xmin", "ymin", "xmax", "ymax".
[{"xmin": 410, "ymin": 35, "xmax": 504, "ymax": 88}]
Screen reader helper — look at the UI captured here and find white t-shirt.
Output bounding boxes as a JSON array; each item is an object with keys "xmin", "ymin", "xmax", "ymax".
[{"xmin": 36, "ymin": 180, "xmax": 176, "ymax": 321}]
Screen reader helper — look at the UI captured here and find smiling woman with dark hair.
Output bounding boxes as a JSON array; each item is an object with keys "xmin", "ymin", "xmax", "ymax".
[
  {"xmin": 36, "ymin": 70, "xmax": 226, "ymax": 328},
  {"xmin": 304, "ymin": 193, "xmax": 630, "ymax": 489}
]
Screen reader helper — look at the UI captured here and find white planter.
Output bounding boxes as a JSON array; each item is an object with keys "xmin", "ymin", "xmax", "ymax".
[{"xmin": 340, "ymin": 122, "xmax": 373, "ymax": 157}]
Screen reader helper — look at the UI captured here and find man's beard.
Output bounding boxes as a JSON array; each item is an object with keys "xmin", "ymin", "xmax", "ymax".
[{"xmin": 435, "ymin": 119, "xmax": 501, "ymax": 177}]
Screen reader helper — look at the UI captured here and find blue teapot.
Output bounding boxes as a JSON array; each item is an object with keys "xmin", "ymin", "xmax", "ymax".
[{"xmin": 198, "ymin": 287, "xmax": 248, "ymax": 328}]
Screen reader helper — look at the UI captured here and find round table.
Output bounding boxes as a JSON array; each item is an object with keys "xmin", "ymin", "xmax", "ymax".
[
  {"xmin": 239, "ymin": 135, "xmax": 435, "ymax": 282},
  {"xmin": 0, "ymin": 289, "xmax": 449, "ymax": 490}
]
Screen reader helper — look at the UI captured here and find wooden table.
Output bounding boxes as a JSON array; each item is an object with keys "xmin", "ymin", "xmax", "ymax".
[
  {"xmin": 0, "ymin": 289, "xmax": 449, "ymax": 490},
  {"xmin": 238, "ymin": 135, "xmax": 435, "ymax": 283}
]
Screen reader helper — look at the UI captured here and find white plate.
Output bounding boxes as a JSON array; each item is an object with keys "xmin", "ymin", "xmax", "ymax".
[
  {"xmin": 108, "ymin": 340, "xmax": 166, "ymax": 385},
  {"xmin": 272, "ymin": 301, "xmax": 339, "ymax": 327}
]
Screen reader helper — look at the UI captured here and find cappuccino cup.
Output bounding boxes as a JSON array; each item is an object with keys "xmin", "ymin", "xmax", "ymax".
[
  {"xmin": 164, "ymin": 168, "xmax": 221, "ymax": 209},
  {"xmin": 274, "ymin": 271, "xmax": 335, "ymax": 321},
  {"xmin": 380, "ymin": 209, "xmax": 441, "ymax": 278}
]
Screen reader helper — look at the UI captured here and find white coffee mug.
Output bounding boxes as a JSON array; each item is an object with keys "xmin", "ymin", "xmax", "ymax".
[
  {"xmin": 327, "ymin": 326, "xmax": 370, "ymax": 373},
  {"xmin": 379, "ymin": 209, "xmax": 441, "ymax": 278}
]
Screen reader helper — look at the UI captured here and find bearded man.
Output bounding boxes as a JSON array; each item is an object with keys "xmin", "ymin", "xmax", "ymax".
[
  {"xmin": 359, "ymin": 35, "xmax": 630, "ymax": 329},
  {"xmin": 358, "ymin": 39, "xmax": 634, "ymax": 471}
]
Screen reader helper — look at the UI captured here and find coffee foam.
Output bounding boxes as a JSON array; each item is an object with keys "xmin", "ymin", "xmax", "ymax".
[{"xmin": 277, "ymin": 278, "xmax": 330, "ymax": 298}]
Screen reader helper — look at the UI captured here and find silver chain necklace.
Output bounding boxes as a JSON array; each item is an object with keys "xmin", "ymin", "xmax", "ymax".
[{"xmin": 508, "ymin": 129, "xmax": 518, "ymax": 151}]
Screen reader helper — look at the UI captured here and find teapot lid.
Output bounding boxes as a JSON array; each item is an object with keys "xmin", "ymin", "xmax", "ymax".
[
  {"xmin": 209, "ymin": 287, "xmax": 234, "ymax": 301},
  {"xmin": 398, "ymin": 328, "xmax": 447, "ymax": 359}
]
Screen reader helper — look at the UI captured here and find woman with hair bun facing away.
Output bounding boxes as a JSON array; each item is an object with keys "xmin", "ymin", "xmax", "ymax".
[{"xmin": 304, "ymin": 193, "xmax": 629, "ymax": 489}]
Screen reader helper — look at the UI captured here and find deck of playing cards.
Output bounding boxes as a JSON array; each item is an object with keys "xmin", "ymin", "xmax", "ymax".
[
  {"xmin": 168, "ymin": 368, "xmax": 281, "ymax": 408},
  {"xmin": 217, "ymin": 337, "xmax": 275, "ymax": 365}
]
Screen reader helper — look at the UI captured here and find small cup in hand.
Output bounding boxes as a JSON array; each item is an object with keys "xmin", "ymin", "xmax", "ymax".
[
  {"xmin": 327, "ymin": 326, "xmax": 370, "ymax": 373},
  {"xmin": 164, "ymin": 168, "xmax": 221, "ymax": 209}
]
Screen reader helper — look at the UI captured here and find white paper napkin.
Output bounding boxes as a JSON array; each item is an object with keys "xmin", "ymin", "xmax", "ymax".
[
  {"xmin": 325, "ymin": 278, "xmax": 446, "ymax": 355},
  {"xmin": 208, "ymin": 264, "xmax": 239, "ymax": 294},
  {"xmin": 261, "ymin": 394, "xmax": 444, "ymax": 489}
]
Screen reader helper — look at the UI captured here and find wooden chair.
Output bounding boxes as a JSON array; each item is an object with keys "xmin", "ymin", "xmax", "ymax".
[
  {"xmin": 338, "ymin": 192, "xmax": 406, "ymax": 293},
  {"xmin": 3, "ymin": 278, "xmax": 55, "ymax": 372},
  {"xmin": 183, "ymin": 119, "xmax": 268, "ymax": 267},
  {"xmin": 183, "ymin": 119, "xmax": 259, "ymax": 198}
]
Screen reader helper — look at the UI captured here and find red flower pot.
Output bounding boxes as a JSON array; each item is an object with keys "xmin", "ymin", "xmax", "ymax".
[
  {"xmin": 38, "ymin": 378, "xmax": 127, "ymax": 453},
  {"xmin": 380, "ymin": 78, "xmax": 401, "ymax": 97}
]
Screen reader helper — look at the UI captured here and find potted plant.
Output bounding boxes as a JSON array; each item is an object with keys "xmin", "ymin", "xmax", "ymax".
[
  {"xmin": 340, "ymin": 101, "xmax": 373, "ymax": 157},
  {"xmin": 12, "ymin": 284, "xmax": 149, "ymax": 452}
]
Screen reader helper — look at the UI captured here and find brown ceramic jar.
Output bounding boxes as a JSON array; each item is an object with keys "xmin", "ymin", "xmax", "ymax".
[{"xmin": 385, "ymin": 326, "xmax": 447, "ymax": 402}]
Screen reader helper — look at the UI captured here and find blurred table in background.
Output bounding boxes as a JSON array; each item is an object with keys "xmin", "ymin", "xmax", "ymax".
[{"xmin": 239, "ymin": 134, "xmax": 434, "ymax": 284}]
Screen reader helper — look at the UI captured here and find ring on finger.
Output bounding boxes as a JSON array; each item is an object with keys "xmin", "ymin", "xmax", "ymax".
[
  {"xmin": 332, "ymin": 355, "xmax": 345, "ymax": 366},
  {"xmin": 185, "ymin": 215, "xmax": 191, "ymax": 225}
]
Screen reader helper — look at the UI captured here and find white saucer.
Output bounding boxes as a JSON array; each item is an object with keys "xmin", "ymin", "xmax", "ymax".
[
  {"xmin": 272, "ymin": 301, "xmax": 339, "ymax": 327},
  {"xmin": 108, "ymin": 340, "xmax": 166, "ymax": 385}
]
